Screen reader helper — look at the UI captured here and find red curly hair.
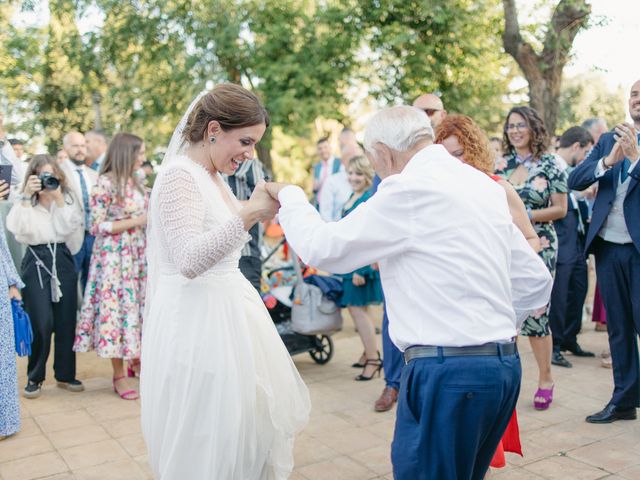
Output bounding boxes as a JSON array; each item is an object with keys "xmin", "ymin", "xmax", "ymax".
[{"xmin": 435, "ymin": 114, "xmax": 494, "ymax": 175}]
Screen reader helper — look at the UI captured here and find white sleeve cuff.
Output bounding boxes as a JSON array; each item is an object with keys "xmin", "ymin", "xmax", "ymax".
[
  {"xmin": 594, "ymin": 158, "xmax": 608, "ymax": 179},
  {"xmin": 278, "ymin": 185, "xmax": 307, "ymax": 205}
]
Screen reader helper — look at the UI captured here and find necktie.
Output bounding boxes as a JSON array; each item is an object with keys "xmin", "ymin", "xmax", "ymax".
[
  {"xmin": 620, "ymin": 158, "xmax": 631, "ymax": 184},
  {"xmin": 76, "ymin": 168, "xmax": 90, "ymax": 230}
]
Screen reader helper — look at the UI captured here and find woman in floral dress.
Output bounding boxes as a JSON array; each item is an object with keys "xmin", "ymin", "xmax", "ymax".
[
  {"xmin": 74, "ymin": 133, "xmax": 148, "ymax": 400},
  {"xmin": 0, "ymin": 179, "xmax": 24, "ymax": 439},
  {"xmin": 495, "ymin": 106, "xmax": 568, "ymax": 411}
]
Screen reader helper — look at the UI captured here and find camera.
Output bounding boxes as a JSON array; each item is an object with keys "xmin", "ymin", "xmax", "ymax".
[{"xmin": 39, "ymin": 172, "xmax": 60, "ymax": 190}]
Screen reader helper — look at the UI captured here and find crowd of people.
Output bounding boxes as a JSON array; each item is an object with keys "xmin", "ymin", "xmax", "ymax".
[{"xmin": 0, "ymin": 78, "xmax": 637, "ymax": 480}]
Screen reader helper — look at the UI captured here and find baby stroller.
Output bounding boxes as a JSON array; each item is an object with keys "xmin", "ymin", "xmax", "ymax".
[{"xmin": 261, "ymin": 239, "xmax": 340, "ymax": 365}]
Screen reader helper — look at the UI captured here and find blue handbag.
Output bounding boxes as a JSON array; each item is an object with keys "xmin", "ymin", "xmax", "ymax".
[{"xmin": 12, "ymin": 298, "xmax": 33, "ymax": 357}]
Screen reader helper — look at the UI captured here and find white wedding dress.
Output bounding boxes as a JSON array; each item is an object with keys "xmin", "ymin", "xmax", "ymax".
[{"xmin": 140, "ymin": 157, "xmax": 310, "ymax": 479}]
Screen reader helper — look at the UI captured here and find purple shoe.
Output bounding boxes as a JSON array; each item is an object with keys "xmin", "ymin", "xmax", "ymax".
[{"xmin": 533, "ymin": 385, "xmax": 554, "ymax": 410}]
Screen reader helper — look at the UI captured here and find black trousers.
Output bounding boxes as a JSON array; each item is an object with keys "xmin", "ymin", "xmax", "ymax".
[
  {"xmin": 22, "ymin": 243, "xmax": 78, "ymax": 384},
  {"xmin": 239, "ymin": 256, "xmax": 262, "ymax": 292},
  {"xmin": 549, "ymin": 256, "xmax": 588, "ymax": 350}
]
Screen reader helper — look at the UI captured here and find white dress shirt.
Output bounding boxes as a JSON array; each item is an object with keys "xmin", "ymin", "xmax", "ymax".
[
  {"xmin": 0, "ymin": 139, "xmax": 25, "ymax": 198},
  {"xmin": 318, "ymin": 167, "xmax": 353, "ymax": 222},
  {"xmin": 278, "ymin": 144, "xmax": 553, "ymax": 351}
]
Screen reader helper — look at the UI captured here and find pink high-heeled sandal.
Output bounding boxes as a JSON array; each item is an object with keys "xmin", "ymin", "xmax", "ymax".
[
  {"xmin": 533, "ymin": 385, "xmax": 554, "ymax": 410},
  {"xmin": 113, "ymin": 376, "xmax": 139, "ymax": 400}
]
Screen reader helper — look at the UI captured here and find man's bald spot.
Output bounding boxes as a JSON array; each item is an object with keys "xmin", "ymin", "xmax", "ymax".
[
  {"xmin": 413, "ymin": 93, "xmax": 444, "ymax": 110},
  {"xmin": 63, "ymin": 131, "xmax": 85, "ymax": 148}
]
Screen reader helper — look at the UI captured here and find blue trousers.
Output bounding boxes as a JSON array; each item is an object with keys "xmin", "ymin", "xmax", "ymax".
[
  {"xmin": 594, "ymin": 239, "xmax": 640, "ymax": 408},
  {"xmin": 382, "ymin": 307, "xmax": 403, "ymax": 390},
  {"xmin": 73, "ymin": 233, "xmax": 94, "ymax": 294},
  {"xmin": 392, "ymin": 351, "xmax": 521, "ymax": 480}
]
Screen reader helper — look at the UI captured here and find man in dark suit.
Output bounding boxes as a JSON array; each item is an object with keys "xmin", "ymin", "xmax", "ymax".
[
  {"xmin": 550, "ymin": 127, "xmax": 594, "ymax": 368},
  {"xmin": 568, "ymin": 79, "xmax": 640, "ymax": 423}
]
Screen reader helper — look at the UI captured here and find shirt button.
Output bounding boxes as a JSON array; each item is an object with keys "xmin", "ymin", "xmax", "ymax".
[{"xmin": 466, "ymin": 392, "xmax": 474, "ymax": 399}]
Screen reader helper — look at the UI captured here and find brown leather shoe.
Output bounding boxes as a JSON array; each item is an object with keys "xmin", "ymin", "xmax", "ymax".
[{"xmin": 374, "ymin": 387, "xmax": 398, "ymax": 412}]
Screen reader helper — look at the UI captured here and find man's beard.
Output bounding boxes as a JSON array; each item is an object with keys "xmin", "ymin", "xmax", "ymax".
[{"xmin": 70, "ymin": 157, "xmax": 85, "ymax": 166}]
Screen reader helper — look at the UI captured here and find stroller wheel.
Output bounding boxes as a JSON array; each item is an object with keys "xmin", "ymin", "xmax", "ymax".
[{"xmin": 309, "ymin": 335, "xmax": 333, "ymax": 365}]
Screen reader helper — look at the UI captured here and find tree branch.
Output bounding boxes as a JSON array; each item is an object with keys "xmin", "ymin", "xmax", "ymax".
[
  {"xmin": 502, "ymin": 0, "xmax": 541, "ymax": 81},
  {"xmin": 541, "ymin": 0, "xmax": 591, "ymax": 70}
]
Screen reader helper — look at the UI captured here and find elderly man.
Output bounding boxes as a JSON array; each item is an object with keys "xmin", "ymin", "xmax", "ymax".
[
  {"xmin": 413, "ymin": 92, "xmax": 447, "ymax": 129},
  {"xmin": 266, "ymin": 106, "xmax": 552, "ymax": 479}
]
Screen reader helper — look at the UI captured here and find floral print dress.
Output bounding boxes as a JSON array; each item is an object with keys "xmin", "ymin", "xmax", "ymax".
[
  {"xmin": 74, "ymin": 175, "xmax": 148, "ymax": 359},
  {"xmin": 496, "ymin": 152, "xmax": 568, "ymax": 337}
]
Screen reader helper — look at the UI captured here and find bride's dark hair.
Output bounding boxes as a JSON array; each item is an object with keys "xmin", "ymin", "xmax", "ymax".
[{"xmin": 182, "ymin": 84, "xmax": 269, "ymax": 143}]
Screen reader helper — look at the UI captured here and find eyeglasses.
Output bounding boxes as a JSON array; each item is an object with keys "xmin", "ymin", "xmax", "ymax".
[
  {"xmin": 506, "ymin": 122, "xmax": 528, "ymax": 132},
  {"xmin": 421, "ymin": 108, "xmax": 441, "ymax": 117}
]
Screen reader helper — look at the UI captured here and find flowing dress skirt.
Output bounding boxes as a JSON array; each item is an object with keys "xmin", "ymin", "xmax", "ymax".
[{"xmin": 141, "ymin": 270, "xmax": 310, "ymax": 479}]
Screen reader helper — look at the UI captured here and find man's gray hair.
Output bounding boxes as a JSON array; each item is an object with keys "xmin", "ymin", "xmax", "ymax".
[
  {"xmin": 581, "ymin": 118, "xmax": 606, "ymax": 130},
  {"xmin": 363, "ymin": 106, "xmax": 434, "ymax": 154}
]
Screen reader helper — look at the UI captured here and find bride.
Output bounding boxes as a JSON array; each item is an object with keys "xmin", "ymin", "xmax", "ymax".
[{"xmin": 140, "ymin": 84, "xmax": 310, "ymax": 479}]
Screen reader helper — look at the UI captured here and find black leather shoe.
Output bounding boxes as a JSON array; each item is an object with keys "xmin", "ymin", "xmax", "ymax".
[
  {"xmin": 586, "ymin": 405, "xmax": 637, "ymax": 424},
  {"xmin": 562, "ymin": 343, "xmax": 595, "ymax": 357},
  {"xmin": 552, "ymin": 351, "xmax": 572, "ymax": 368}
]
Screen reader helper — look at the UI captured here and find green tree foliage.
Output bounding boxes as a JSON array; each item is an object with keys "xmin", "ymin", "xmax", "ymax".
[
  {"xmin": 557, "ymin": 74, "xmax": 626, "ymax": 133},
  {"xmin": 356, "ymin": 0, "xmax": 513, "ymax": 132}
]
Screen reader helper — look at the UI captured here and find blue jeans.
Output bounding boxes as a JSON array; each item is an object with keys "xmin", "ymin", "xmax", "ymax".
[
  {"xmin": 392, "ymin": 350, "xmax": 521, "ymax": 480},
  {"xmin": 73, "ymin": 233, "xmax": 94, "ymax": 294}
]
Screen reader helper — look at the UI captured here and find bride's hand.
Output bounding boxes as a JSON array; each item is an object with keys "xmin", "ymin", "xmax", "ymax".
[
  {"xmin": 265, "ymin": 182, "xmax": 290, "ymax": 199},
  {"xmin": 239, "ymin": 181, "xmax": 279, "ymax": 230}
]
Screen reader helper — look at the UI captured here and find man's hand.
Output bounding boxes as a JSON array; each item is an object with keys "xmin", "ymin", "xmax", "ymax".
[
  {"xmin": 352, "ymin": 273, "xmax": 366, "ymax": 287},
  {"xmin": 604, "ymin": 141, "xmax": 625, "ymax": 168},
  {"xmin": 265, "ymin": 182, "xmax": 290, "ymax": 200},
  {"xmin": 614, "ymin": 123, "xmax": 640, "ymax": 162}
]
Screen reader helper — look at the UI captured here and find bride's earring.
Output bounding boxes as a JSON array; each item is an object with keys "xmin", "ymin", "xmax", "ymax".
[{"xmin": 209, "ymin": 136, "xmax": 216, "ymax": 144}]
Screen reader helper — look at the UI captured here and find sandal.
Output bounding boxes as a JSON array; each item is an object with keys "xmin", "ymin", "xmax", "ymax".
[
  {"xmin": 113, "ymin": 376, "xmax": 139, "ymax": 400},
  {"xmin": 533, "ymin": 385, "xmax": 554, "ymax": 410}
]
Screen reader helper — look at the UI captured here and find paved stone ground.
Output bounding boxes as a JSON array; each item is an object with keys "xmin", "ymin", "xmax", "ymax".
[{"xmin": 1, "ymin": 312, "xmax": 639, "ymax": 480}]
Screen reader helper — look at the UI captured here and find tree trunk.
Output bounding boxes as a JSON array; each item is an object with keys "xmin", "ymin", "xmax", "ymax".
[{"xmin": 502, "ymin": 0, "xmax": 590, "ymax": 135}]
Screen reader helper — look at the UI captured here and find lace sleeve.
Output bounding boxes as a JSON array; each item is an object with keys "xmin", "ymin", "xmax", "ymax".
[{"xmin": 156, "ymin": 167, "xmax": 248, "ymax": 279}]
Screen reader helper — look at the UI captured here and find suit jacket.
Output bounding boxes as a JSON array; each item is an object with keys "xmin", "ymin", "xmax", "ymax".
[
  {"xmin": 60, "ymin": 160, "xmax": 98, "ymax": 232},
  {"xmin": 568, "ymin": 131, "xmax": 640, "ymax": 254},
  {"xmin": 554, "ymin": 204, "xmax": 585, "ymax": 264}
]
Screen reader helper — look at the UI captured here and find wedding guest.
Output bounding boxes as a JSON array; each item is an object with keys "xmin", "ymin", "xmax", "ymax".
[
  {"xmin": 0, "ymin": 112, "xmax": 25, "ymax": 196},
  {"xmin": 312, "ymin": 137, "xmax": 340, "ymax": 207},
  {"xmin": 271, "ymin": 105, "xmax": 552, "ymax": 480},
  {"xmin": 490, "ymin": 136, "xmax": 504, "ymax": 162},
  {"xmin": 549, "ymin": 126, "xmax": 595, "ymax": 368},
  {"xmin": 60, "ymin": 131, "xmax": 98, "ymax": 293},
  {"xmin": 318, "ymin": 135, "xmax": 356, "ymax": 222},
  {"xmin": 495, "ymin": 106, "xmax": 568, "ymax": 411},
  {"xmin": 570, "ymin": 79, "xmax": 640, "ymax": 424},
  {"xmin": 340, "ymin": 156, "xmax": 384, "ymax": 381},
  {"xmin": 413, "ymin": 93, "xmax": 447, "ymax": 129},
  {"xmin": 7, "ymin": 155, "xmax": 84, "ymax": 399},
  {"xmin": 56, "ymin": 149, "xmax": 69, "ymax": 165},
  {"xmin": 85, "ymin": 130, "xmax": 109, "ymax": 171},
  {"xmin": 0, "ymin": 180, "xmax": 24, "ymax": 441},
  {"xmin": 74, "ymin": 133, "xmax": 148, "ymax": 399}
]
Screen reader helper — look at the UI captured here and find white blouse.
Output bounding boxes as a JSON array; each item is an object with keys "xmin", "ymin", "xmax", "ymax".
[{"xmin": 7, "ymin": 196, "xmax": 83, "ymax": 250}]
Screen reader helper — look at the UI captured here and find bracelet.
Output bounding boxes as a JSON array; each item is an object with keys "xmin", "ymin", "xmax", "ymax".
[
  {"xmin": 602, "ymin": 157, "xmax": 612, "ymax": 170},
  {"xmin": 526, "ymin": 207, "xmax": 533, "ymax": 220}
]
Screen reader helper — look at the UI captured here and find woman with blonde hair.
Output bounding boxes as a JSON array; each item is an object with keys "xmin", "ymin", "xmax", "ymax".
[
  {"xmin": 341, "ymin": 155, "xmax": 384, "ymax": 381},
  {"xmin": 73, "ymin": 133, "xmax": 148, "ymax": 400}
]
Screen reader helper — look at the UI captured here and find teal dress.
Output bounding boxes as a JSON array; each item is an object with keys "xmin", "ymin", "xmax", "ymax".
[{"xmin": 339, "ymin": 191, "xmax": 384, "ymax": 307}]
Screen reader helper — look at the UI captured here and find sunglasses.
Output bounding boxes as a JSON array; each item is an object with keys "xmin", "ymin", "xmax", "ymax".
[{"xmin": 421, "ymin": 108, "xmax": 441, "ymax": 117}]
